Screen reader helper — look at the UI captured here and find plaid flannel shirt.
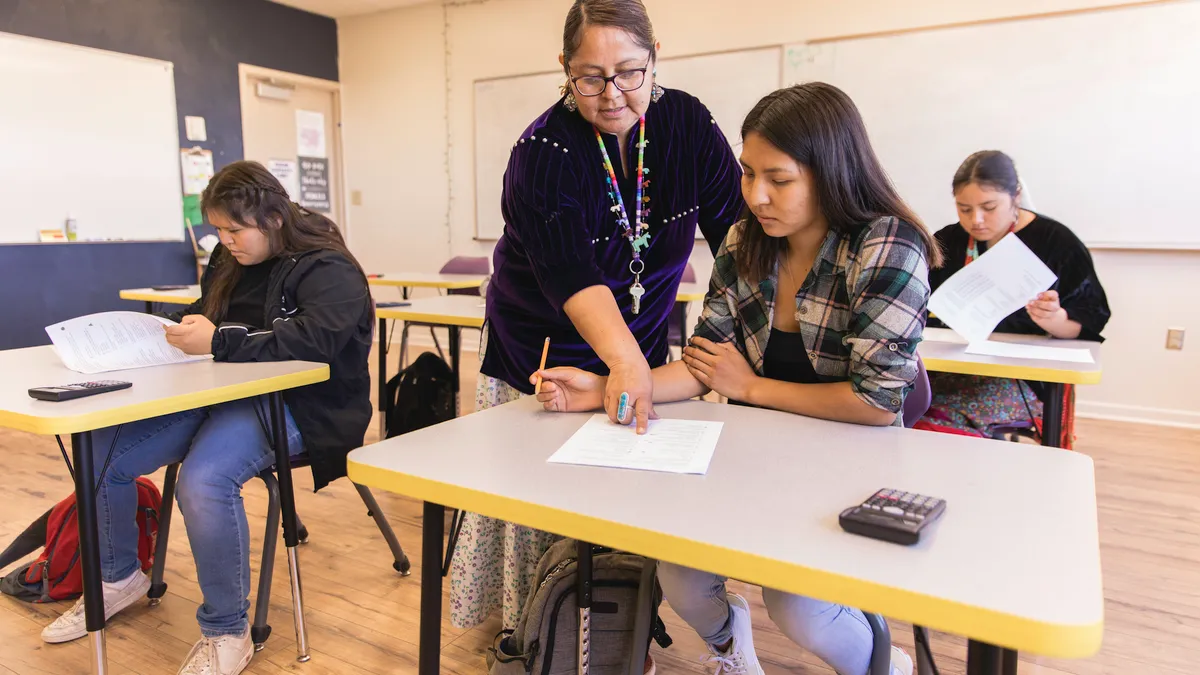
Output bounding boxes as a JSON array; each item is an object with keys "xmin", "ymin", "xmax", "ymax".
[{"xmin": 693, "ymin": 216, "xmax": 930, "ymax": 420}]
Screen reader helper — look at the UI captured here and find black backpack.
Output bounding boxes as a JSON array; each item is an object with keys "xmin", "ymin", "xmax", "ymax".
[{"xmin": 385, "ymin": 352, "xmax": 456, "ymax": 438}]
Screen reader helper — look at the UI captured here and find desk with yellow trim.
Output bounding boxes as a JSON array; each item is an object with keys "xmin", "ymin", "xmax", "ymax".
[
  {"xmin": 348, "ymin": 397, "xmax": 1103, "ymax": 675},
  {"xmin": 0, "ymin": 346, "xmax": 329, "ymax": 675},
  {"xmin": 118, "ymin": 285, "xmax": 200, "ymax": 313},
  {"xmin": 917, "ymin": 328, "xmax": 1103, "ymax": 448},
  {"xmin": 367, "ymin": 272, "xmax": 486, "ymax": 296},
  {"xmin": 375, "ymin": 295, "xmax": 485, "ymax": 431}
]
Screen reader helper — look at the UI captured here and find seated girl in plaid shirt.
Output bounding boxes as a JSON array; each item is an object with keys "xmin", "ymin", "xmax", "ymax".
[{"xmin": 533, "ymin": 83, "xmax": 941, "ymax": 675}]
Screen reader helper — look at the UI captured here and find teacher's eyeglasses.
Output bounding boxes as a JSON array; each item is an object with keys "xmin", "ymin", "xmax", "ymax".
[{"xmin": 568, "ymin": 62, "xmax": 650, "ymax": 97}]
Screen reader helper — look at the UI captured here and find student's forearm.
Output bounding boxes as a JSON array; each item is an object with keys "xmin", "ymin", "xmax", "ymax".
[
  {"xmin": 1043, "ymin": 316, "xmax": 1082, "ymax": 339},
  {"xmin": 651, "ymin": 361, "xmax": 710, "ymax": 402},
  {"xmin": 744, "ymin": 378, "xmax": 896, "ymax": 426},
  {"xmin": 563, "ymin": 286, "xmax": 644, "ymax": 366}
]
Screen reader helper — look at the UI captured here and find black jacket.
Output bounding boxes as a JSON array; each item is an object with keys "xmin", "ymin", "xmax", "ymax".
[{"xmin": 168, "ymin": 244, "xmax": 373, "ymax": 490}]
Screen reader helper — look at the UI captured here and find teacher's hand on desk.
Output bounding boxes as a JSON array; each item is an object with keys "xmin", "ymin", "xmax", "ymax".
[
  {"xmin": 532, "ymin": 365, "xmax": 657, "ymax": 434},
  {"xmin": 604, "ymin": 360, "xmax": 655, "ymax": 434},
  {"xmin": 164, "ymin": 314, "xmax": 216, "ymax": 355}
]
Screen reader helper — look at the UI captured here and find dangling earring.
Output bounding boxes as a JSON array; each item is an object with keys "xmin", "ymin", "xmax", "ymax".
[
  {"xmin": 650, "ymin": 71, "xmax": 664, "ymax": 103},
  {"xmin": 561, "ymin": 81, "xmax": 578, "ymax": 112}
]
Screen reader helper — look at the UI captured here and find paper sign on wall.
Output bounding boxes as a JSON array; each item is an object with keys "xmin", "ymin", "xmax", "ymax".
[
  {"xmin": 298, "ymin": 157, "xmax": 330, "ymax": 213},
  {"xmin": 295, "ymin": 110, "xmax": 327, "ymax": 158},
  {"xmin": 180, "ymin": 148, "xmax": 215, "ymax": 195},
  {"xmin": 266, "ymin": 159, "xmax": 299, "ymax": 200}
]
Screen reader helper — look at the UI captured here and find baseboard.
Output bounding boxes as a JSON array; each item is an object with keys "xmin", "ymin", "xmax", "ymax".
[{"xmin": 1075, "ymin": 399, "xmax": 1200, "ymax": 429}]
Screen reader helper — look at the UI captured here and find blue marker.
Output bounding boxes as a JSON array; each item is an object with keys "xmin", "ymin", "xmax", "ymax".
[{"xmin": 616, "ymin": 392, "xmax": 629, "ymax": 424}]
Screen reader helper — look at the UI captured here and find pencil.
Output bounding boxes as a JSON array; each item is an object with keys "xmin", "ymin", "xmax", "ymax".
[{"xmin": 534, "ymin": 337, "xmax": 551, "ymax": 394}]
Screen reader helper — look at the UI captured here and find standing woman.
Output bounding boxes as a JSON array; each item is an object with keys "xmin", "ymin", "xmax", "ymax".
[
  {"xmin": 452, "ymin": 0, "xmax": 744, "ymax": 630},
  {"xmin": 922, "ymin": 151, "xmax": 1110, "ymax": 445}
]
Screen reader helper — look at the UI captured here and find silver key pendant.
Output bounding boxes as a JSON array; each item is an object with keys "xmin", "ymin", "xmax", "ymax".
[{"xmin": 629, "ymin": 278, "xmax": 645, "ymax": 315}]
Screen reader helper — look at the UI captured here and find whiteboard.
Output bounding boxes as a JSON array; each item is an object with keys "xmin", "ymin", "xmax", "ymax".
[
  {"xmin": 784, "ymin": 1, "xmax": 1200, "ymax": 249},
  {"xmin": 474, "ymin": 47, "xmax": 781, "ymax": 240},
  {"xmin": 0, "ymin": 31, "xmax": 184, "ymax": 244}
]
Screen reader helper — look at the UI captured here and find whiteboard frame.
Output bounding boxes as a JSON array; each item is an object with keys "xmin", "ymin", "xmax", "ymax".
[
  {"xmin": 470, "ymin": 45, "xmax": 784, "ymax": 241},
  {"xmin": 0, "ymin": 31, "xmax": 185, "ymax": 245},
  {"xmin": 783, "ymin": 0, "xmax": 1195, "ymax": 251}
]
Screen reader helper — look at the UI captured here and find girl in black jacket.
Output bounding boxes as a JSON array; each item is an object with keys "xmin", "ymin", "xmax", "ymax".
[{"xmin": 40, "ymin": 161, "xmax": 373, "ymax": 675}]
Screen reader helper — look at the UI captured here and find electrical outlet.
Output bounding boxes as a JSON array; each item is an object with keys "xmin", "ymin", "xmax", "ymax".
[
  {"xmin": 1166, "ymin": 327, "xmax": 1185, "ymax": 350},
  {"xmin": 351, "ymin": 190, "xmax": 363, "ymax": 206}
]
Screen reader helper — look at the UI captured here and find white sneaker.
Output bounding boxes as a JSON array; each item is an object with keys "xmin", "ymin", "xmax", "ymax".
[
  {"xmin": 41, "ymin": 569, "xmax": 151, "ymax": 643},
  {"xmin": 890, "ymin": 645, "xmax": 914, "ymax": 675},
  {"xmin": 177, "ymin": 628, "xmax": 254, "ymax": 675},
  {"xmin": 703, "ymin": 593, "xmax": 765, "ymax": 675}
]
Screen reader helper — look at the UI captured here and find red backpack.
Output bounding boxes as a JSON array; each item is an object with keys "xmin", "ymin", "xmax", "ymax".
[{"xmin": 0, "ymin": 477, "xmax": 162, "ymax": 603}]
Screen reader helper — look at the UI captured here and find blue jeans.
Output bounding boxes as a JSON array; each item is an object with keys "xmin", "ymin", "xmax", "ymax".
[
  {"xmin": 90, "ymin": 398, "xmax": 303, "ymax": 637},
  {"xmin": 658, "ymin": 562, "xmax": 875, "ymax": 675}
]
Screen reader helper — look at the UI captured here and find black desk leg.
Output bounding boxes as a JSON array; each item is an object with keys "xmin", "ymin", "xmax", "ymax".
[
  {"xmin": 420, "ymin": 501, "xmax": 446, "ymax": 675},
  {"xmin": 144, "ymin": 301, "xmax": 154, "ymax": 314},
  {"xmin": 1041, "ymin": 382, "xmax": 1065, "ymax": 448},
  {"xmin": 967, "ymin": 640, "xmax": 1015, "ymax": 675},
  {"xmin": 378, "ymin": 317, "xmax": 389, "ymax": 439},
  {"xmin": 449, "ymin": 326, "xmax": 462, "ymax": 416},
  {"xmin": 72, "ymin": 431, "xmax": 108, "ymax": 675},
  {"xmin": 269, "ymin": 392, "xmax": 310, "ymax": 662},
  {"xmin": 576, "ymin": 540, "xmax": 593, "ymax": 675}
]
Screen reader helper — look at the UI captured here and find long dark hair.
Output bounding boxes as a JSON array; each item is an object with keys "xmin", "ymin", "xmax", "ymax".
[
  {"xmin": 562, "ymin": 0, "xmax": 656, "ymax": 71},
  {"xmin": 199, "ymin": 160, "xmax": 366, "ymax": 321},
  {"xmin": 952, "ymin": 150, "xmax": 1020, "ymax": 197},
  {"xmin": 734, "ymin": 83, "xmax": 942, "ymax": 283}
]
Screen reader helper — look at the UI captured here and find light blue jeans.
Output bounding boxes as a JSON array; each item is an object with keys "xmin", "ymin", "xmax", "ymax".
[
  {"xmin": 658, "ymin": 562, "xmax": 875, "ymax": 675},
  {"xmin": 90, "ymin": 398, "xmax": 303, "ymax": 637}
]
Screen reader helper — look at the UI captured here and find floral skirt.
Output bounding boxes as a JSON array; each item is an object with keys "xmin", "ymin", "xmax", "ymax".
[
  {"xmin": 918, "ymin": 373, "xmax": 1043, "ymax": 440},
  {"xmin": 448, "ymin": 371, "xmax": 563, "ymax": 629}
]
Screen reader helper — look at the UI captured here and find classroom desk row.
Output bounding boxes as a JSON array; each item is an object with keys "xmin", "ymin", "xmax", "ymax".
[
  {"xmin": 119, "ymin": 280, "xmax": 1103, "ymax": 449},
  {"xmin": 119, "ymin": 277, "xmax": 713, "ymax": 439},
  {"xmin": 5, "ymin": 280, "xmax": 1103, "ymax": 675}
]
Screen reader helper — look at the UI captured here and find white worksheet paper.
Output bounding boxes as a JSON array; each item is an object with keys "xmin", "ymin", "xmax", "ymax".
[
  {"xmin": 927, "ymin": 235, "xmax": 1057, "ymax": 344},
  {"xmin": 547, "ymin": 415, "xmax": 723, "ymax": 475},
  {"xmin": 965, "ymin": 340, "xmax": 1095, "ymax": 364},
  {"xmin": 45, "ymin": 311, "xmax": 211, "ymax": 374}
]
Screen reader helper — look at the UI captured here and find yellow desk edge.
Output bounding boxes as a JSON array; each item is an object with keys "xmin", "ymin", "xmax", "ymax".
[
  {"xmin": 118, "ymin": 290, "xmax": 200, "ymax": 304},
  {"xmin": 0, "ymin": 366, "xmax": 329, "ymax": 436},
  {"xmin": 376, "ymin": 309, "xmax": 485, "ymax": 328},
  {"xmin": 921, "ymin": 356, "xmax": 1102, "ymax": 385},
  {"xmin": 368, "ymin": 278, "xmax": 482, "ymax": 290},
  {"xmin": 347, "ymin": 460, "xmax": 1103, "ymax": 659}
]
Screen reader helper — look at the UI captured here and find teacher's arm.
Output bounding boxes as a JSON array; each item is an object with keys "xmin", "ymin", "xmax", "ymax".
[{"xmin": 505, "ymin": 137, "xmax": 655, "ymax": 432}]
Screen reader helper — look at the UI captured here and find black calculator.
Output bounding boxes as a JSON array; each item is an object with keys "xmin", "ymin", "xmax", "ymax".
[
  {"xmin": 838, "ymin": 489, "xmax": 946, "ymax": 545},
  {"xmin": 28, "ymin": 380, "xmax": 132, "ymax": 402}
]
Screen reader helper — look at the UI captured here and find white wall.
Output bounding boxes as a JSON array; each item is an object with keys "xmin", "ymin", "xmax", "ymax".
[{"xmin": 339, "ymin": 0, "xmax": 1199, "ymax": 427}]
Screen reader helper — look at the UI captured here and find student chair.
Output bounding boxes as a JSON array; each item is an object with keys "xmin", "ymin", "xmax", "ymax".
[
  {"xmin": 147, "ymin": 453, "xmax": 411, "ymax": 656},
  {"xmin": 396, "ymin": 256, "xmax": 489, "ymax": 369},
  {"xmin": 665, "ymin": 263, "xmax": 697, "ymax": 362}
]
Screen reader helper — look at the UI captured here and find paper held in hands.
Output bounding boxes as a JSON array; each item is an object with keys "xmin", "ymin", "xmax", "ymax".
[
  {"xmin": 46, "ymin": 311, "xmax": 211, "ymax": 374},
  {"xmin": 927, "ymin": 234, "xmax": 1057, "ymax": 344},
  {"xmin": 547, "ymin": 414, "xmax": 723, "ymax": 475}
]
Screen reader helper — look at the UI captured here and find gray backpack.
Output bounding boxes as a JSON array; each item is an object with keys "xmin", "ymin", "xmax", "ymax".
[{"xmin": 487, "ymin": 538, "xmax": 671, "ymax": 675}]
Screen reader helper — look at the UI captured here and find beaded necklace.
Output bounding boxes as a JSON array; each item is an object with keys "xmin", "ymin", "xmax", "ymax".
[{"xmin": 595, "ymin": 116, "xmax": 650, "ymax": 313}]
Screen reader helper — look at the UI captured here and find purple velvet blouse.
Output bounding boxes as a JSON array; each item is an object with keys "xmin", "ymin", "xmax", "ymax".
[{"xmin": 482, "ymin": 88, "xmax": 744, "ymax": 393}]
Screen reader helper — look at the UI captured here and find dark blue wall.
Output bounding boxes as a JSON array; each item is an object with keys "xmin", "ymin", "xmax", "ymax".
[{"xmin": 0, "ymin": 0, "xmax": 338, "ymax": 348}]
